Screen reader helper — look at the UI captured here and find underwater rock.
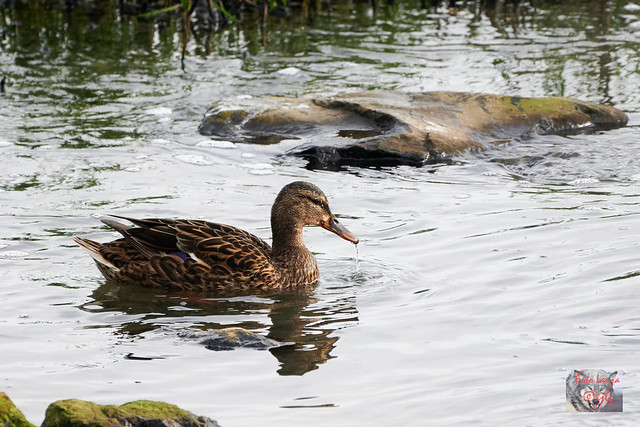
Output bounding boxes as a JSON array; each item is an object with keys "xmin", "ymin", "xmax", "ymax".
[
  {"xmin": 41, "ymin": 399, "xmax": 220, "ymax": 427},
  {"xmin": 0, "ymin": 392, "xmax": 36, "ymax": 427},
  {"xmin": 199, "ymin": 91, "xmax": 628, "ymax": 169},
  {"xmin": 178, "ymin": 327, "xmax": 288, "ymax": 351}
]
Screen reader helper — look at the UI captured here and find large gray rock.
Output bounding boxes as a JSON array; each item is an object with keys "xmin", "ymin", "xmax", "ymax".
[{"xmin": 199, "ymin": 91, "xmax": 628, "ymax": 169}]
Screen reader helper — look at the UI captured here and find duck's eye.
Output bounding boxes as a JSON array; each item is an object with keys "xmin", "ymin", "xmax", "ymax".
[{"xmin": 303, "ymin": 196, "xmax": 325, "ymax": 207}]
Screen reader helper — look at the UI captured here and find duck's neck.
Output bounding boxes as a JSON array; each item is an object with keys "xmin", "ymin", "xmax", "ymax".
[
  {"xmin": 271, "ymin": 219, "xmax": 310, "ymax": 261},
  {"xmin": 270, "ymin": 204, "xmax": 319, "ymax": 285},
  {"xmin": 271, "ymin": 224, "xmax": 318, "ymax": 285}
]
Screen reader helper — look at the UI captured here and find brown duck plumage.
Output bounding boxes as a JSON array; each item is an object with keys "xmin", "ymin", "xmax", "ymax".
[{"xmin": 74, "ymin": 181, "xmax": 358, "ymax": 292}]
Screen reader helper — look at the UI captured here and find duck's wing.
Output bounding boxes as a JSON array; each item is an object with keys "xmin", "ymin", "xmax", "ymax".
[
  {"xmin": 148, "ymin": 222, "xmax": 278, "ymax": 291},
  {"xmin": 172, "ymin": 222, "xmax": 273, "ymax": 272},
  {"xmin": 107, "ymin": 216, "xmax": 272, "ymax": 257},
  {"xmin": 103, "ymin": 216, "xmax": 276, "ymax": 284}
]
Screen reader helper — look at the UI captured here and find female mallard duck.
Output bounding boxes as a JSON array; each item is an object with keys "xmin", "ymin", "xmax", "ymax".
[{"xmin": 74, "ymin": 181, "xmax": 358, "ymax": 291}]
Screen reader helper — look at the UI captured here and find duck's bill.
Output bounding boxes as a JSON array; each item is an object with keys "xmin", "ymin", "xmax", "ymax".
[{"xmin": 321, "ymin": 217, "xmax": 359, "ymax": 244}]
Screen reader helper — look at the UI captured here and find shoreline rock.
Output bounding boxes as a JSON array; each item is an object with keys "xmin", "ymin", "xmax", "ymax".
[
  {"xmin": 0, "ymin": 393, "xmax": 220, "ymax": 427},
  {"xmin": 0, "ymin": 392, "xmax": 35, "ymax": 427},
  {"xmin": 42, "ymin": 399, "xmax": 220, "ymax": 427}
]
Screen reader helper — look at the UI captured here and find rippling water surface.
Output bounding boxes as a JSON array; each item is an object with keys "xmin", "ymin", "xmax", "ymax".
[{"xmin": 1, "ymin": 1, "xmax": 640, "ymax": 425}]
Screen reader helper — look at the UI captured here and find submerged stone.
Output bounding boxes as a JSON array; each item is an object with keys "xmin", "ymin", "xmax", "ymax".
[
  {"xmin": 199, "ymin": 91, "xmax": 628, "ymax": 169},
  {"xmin": 41, "ymin": 399, "xmax": 220, "ymax": 427},
  {"xmin": 177, "ymin": 327, "xmax": 288, "ymax": 351},
  {"xmin": 0, "ymin": 392, "xmax": 36, "ymax": 427}
]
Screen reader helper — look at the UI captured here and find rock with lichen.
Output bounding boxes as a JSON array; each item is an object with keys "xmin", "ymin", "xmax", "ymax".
[
  {"xmin": 41, "ymin": 399, "xmax": 220, "ymax": 427},
  {"xmin": 199, "ymin": 91, "xmax": 628, "ymax": 169},
  {"xmin": 0, "ymin": 392, "xmax": 36, "ymax": 427}
]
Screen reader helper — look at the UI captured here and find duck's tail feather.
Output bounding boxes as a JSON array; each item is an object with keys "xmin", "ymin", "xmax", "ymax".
[
  {"xmin": 73, "ymin": 236, "xmax": 120, "ymax": 272},
  {"xmin": 101, "ymin": 217, "xmax": 175, "ymax": 259}
]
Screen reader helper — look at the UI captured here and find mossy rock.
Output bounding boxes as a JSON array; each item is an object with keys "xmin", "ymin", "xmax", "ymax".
[
  {"xmin": 177, "ymin": 326, "xmax": 288, "ymax": 351},
  {"xmin": 41, "ymin": 399, "xmax": 220, "ymax": 427},
  {"xmin": 0, "ymin": 392, "xmax": 36, "ymax": 427},
  {"xmin": 199, "ymin": 91, "xmax": 628, "ymax": 169}
]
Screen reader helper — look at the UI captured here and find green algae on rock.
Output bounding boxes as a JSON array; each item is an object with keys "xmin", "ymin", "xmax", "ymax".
[
  {"xmin": 41, "ymin": 399, "xmax": 220, "ymax": 427},
  {"xmin": 199, "ymin": 91, "xmax": 628, "ymax": 169},
  {"xmin": 0, "ymin": 392, "xmax": 36, "ymax": 427}
]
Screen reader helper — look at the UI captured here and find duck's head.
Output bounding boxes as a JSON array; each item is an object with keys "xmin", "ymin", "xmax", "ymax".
[{"xmin": 272, "ymin": 181, "xmax": 359, "ymax": 244}]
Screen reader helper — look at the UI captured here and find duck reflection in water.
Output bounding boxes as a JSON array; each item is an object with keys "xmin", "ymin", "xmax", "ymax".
[{"xmin": 80, "ymin": 281, "xmax": 358, "ymax": 376}]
